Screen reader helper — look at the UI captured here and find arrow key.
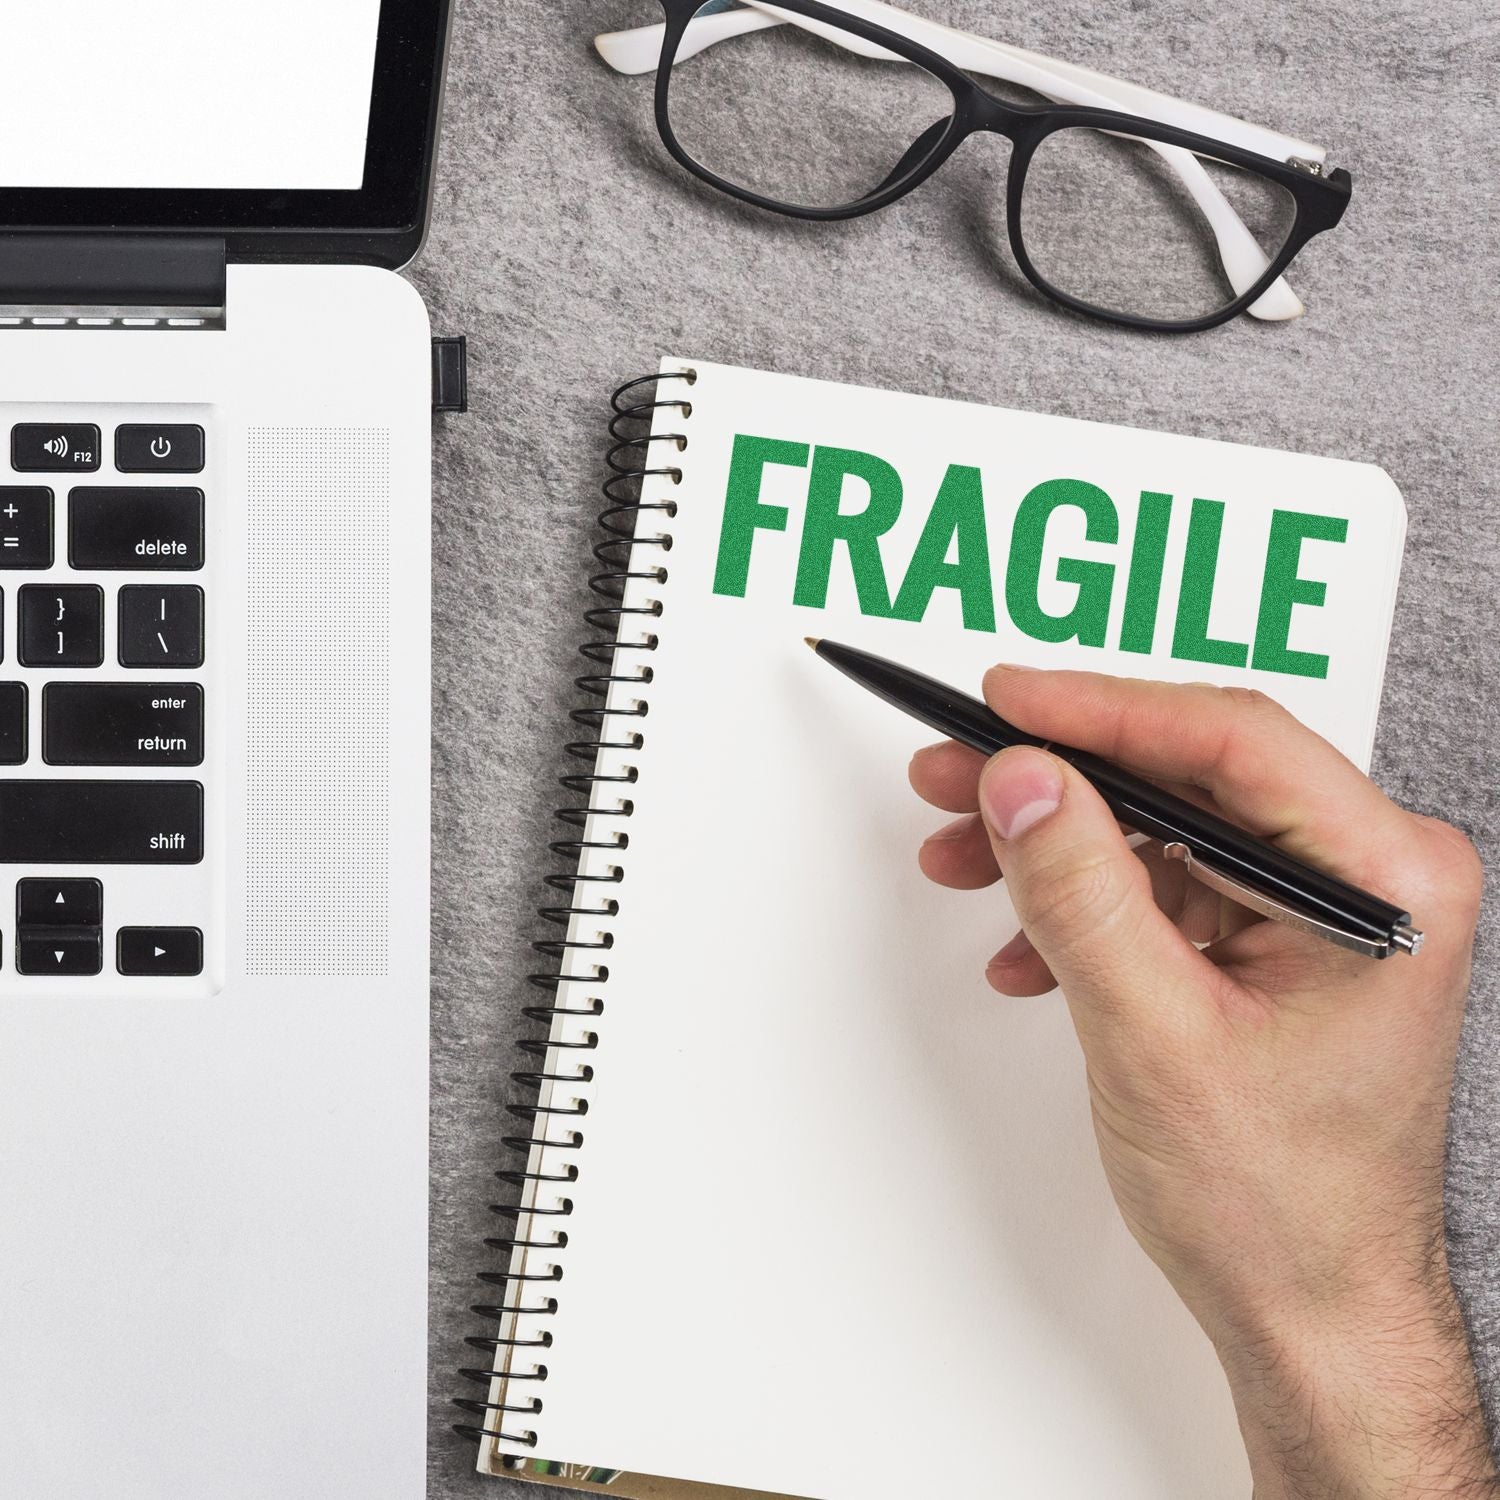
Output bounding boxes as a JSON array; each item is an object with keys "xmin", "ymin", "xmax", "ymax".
[
  {"xmin": 17, "ymin": 930, "xmax": 102, "ymax": 976},
  {"xmin": 18, "ymin": 877, "xmax": 103, "ymax": 927},
  {"xmin": 117, "ymin": 926, "xmax": 202, "ymax": 977}
]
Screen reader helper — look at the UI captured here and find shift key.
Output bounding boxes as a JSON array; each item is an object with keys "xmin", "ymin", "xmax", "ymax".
[
  {"xmin": 69, "ymin": 488, "xmax": 203, "ymax": 570},
  {"xmin": 0, "ymin": 780, "xmax": 202, "ymax": 863}
]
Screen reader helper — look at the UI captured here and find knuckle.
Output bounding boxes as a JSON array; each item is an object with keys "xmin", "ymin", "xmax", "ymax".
[
  {"xmin": 1424, "ymin": 822, "xmax": 1485, "ymax": 910},
  {"xmin": 1218, "ymin": 685, "xmax": 1280, "ymax": 715},
  {"xmin": 1211, "ymin": 689, "xmax": 1293, "ymax": 789},
  {"xmin": 1022, "ymin": 849, "xmax": 1125, "ymax": 938}
]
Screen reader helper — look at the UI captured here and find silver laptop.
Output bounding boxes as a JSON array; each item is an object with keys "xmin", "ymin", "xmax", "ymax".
[{"xmin": 0, "ymin": 4, "xmax": 451, "ymax": 1495}]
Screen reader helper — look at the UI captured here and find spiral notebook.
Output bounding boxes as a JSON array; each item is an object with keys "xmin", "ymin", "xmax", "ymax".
[{"xmin": 459, "ymin": 359, "xmax": 1408, "ymax": 1499}]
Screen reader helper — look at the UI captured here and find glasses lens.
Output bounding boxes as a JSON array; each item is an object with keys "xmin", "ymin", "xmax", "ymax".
[
  {"xmin": 1018, "ymin": 126, "xmax": 1298, "ymax": 324},
  {"xmin": 664, "ymin": 3, "xmax": 957, "ymax": 212}
]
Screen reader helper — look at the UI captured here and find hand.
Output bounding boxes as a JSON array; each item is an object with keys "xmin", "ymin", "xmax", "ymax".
[{"xmin": 910, "ymin": 667, "xmax": 1496, "ymax": 1498}]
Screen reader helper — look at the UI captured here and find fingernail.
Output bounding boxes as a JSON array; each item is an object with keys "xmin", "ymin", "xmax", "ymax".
[
  {"xmin": 924, "ymin": 812, "xmax": 977, "ymax": 844},
  {"xmin": 989, "ymin": 928, "xmax": 1033, "ymax": 967},
  {"xmin": 980, "ymin": 750, "xmax": 1063, "ymax": 840}
]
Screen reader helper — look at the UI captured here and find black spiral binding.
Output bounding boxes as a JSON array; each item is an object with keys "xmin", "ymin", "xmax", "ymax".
[{"xmin": 453, "ymin": 370, "xmax": 695, "ymax": 1460}]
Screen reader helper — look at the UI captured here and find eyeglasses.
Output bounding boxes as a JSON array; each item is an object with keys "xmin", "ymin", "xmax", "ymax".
[{"xmin": 595, "ymin": 0, "xmax": 1352, "ymax": 333}]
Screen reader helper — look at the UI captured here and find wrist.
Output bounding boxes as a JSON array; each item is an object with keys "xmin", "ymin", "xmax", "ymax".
[{"xmin": 1214, "ymin": 1265, "xmax": 1498, "ymax": 1498}]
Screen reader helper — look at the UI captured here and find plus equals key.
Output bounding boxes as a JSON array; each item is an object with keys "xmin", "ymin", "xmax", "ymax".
[{"xmin": 0, "ymin": 487, "xmax": 56, "ymax": 570}]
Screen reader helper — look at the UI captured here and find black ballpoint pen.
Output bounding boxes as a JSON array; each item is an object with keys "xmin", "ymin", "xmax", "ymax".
[{"xmin": 807, "ymin": 637, "xmax": 1423, "ymax": 960}]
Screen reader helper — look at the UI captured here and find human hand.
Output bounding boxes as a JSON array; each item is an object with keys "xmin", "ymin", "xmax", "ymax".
[{"xmin": 910, "ymin": 667, "xmax": 1496, "ymax": 1498}]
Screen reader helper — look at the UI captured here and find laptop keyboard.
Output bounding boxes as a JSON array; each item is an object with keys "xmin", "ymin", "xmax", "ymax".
[{"xmin": 1, "ymin": 406, "xmax": 216, "ymax": 987}]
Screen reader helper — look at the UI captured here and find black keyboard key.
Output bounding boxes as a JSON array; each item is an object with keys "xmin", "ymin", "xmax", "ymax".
[
  {"xmin": 0, "ymin": 488, "xmax": 54, "ymax": 569},
  {"xmin": 18, "ymin": 877, "xmax": 102, "ymax": 926},
  {"xmin": 117, "ymin": 926, "xmax": 202, "ymax": 977},
  {"xmin": 0, "ymin": 780, "xmax": 202, "ymax": 863},
  {"xmin": 17, "ymin": 930, "xmax": 103, "ymax": 975},
  {"xmin": 11, "ymin": 423, "xmax": 100, "ymax": 473},
  {"xmin": 19, "ymin": 585, "xmax": 104, "ymax": 667},
  {"xmin": 43, "ymin": 682, "xmax": 203, "ymax": 766},
  {"xmin": 0, "ymin": 682, "xmax": 26, "ymax": 764},
  {"xmin": 118, "ymin": 585, "xmax": 204, "ymax": 667},
  {"xmin": 114, "ymin": 424, "xmax": 205, "ymax": 474},
  {"xmin": 68, "ymin": 488, "xmax": 203, "ymax": 571}
]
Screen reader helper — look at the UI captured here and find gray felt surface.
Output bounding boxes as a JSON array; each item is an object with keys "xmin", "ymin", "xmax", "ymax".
[{"xmin": 411, "ymin": 3, "xmax": 1500, "ymax": 1494}]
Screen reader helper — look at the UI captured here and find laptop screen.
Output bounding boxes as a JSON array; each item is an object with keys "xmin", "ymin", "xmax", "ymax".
[
  {"xmin": 0, "ymin": 1, "xmax": 382, "ymax": 191},
  {"xmin": 0, "ymin": 0, "xmax": 449, "ymax": 265}
]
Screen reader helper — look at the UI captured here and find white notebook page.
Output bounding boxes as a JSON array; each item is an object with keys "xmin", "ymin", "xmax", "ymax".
[{"xmin": 485, "ymin": 360, "xmax": 1407, "ymax": 1497}]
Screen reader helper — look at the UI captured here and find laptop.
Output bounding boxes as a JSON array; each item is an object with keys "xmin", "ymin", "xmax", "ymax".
[{"xmin": 0, "ymin": 4, "xmax": 452, "ymax": 1496}]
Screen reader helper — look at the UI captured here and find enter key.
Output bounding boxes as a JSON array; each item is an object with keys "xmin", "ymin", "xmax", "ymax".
[{"xmin": 43, "ymin": 683, "xmax": 203, "ymax": 766}]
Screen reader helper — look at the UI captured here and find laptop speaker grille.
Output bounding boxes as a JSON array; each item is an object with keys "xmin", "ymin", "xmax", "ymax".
[{"xmin": 246, "ymin": 427, "xmax": 391, "ymax": 977}]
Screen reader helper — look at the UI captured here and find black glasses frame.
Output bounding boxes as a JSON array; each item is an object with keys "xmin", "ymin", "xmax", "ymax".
[{"xmin": 649, "ymin": 0, "xmax": 1352, "ymax": 332}]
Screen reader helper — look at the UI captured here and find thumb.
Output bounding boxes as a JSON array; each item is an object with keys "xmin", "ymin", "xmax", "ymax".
[{"xmin": 977, "ymin": 745, "xmax": 1219, "ymax": 1041}]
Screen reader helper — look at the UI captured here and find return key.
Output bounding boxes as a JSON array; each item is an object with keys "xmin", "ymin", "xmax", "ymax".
[{"xmin": 43, "ymin": 683, "xmax": 203, "ymax": 766}]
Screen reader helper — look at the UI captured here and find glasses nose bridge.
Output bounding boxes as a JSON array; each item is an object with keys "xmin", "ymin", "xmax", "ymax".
[
  {"xmin": 936, "ymin": 90, "xmax": 1023, "ymax": 183},
  {"xmin": 960, "ymin": 86, "xmax": 1029, "ymax": 146}
]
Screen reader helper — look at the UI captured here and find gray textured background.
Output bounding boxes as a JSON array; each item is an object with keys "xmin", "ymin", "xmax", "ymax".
[{"xmin": 411, "ymin": 2, "xmax": 1499, "ymax": 1494}]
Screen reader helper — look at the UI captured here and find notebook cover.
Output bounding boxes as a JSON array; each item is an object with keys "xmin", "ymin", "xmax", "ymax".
[{"xmin": 480, "ymin": 1453, "xmax": 794, "ymax": 1499}]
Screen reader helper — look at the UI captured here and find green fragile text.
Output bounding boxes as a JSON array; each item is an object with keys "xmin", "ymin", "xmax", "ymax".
[{"xmin": 710, "ymin": 434, "xmax": 1349, "ymax": 680}]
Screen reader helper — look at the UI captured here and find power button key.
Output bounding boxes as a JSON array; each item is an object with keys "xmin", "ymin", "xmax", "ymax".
[{"xmin": 115, "ymin": 425, "xmax": 204, "ymax": 474}]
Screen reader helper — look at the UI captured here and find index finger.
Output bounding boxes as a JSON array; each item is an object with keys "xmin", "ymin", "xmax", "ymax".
[{"xmin": 981, "ymin": 666, "xmax": 1414, "ymax": 890}]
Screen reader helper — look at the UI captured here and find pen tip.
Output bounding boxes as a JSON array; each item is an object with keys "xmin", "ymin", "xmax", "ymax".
[{"xmin": 804, "ymin": 636, "xmax": 821, "ymax": 651}]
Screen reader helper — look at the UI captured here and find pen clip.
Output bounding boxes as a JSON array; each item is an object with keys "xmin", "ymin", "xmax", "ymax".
[{"xmin": 1161, "ymin": 842, "xmax": 1401, "ymax": 959}]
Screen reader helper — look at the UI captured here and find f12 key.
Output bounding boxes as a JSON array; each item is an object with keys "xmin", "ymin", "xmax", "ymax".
[{"xmin": 11, "ymin": 424, "xmax": 100, "ymax": 473}]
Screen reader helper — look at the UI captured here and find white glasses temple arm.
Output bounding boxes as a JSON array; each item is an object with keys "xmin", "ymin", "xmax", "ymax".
[
  {"xmin": 598, "ymin": 3, "xmax": 1322, "ymax": 162},
  {"xmin": 595, "ymin": 2, "xmax": 1326, "ymax": 320}
]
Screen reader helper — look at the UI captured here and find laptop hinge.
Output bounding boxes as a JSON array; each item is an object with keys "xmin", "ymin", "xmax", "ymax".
[{"xmin": 0, "ymin": 233, "xmax": 226, "ymax": 328}]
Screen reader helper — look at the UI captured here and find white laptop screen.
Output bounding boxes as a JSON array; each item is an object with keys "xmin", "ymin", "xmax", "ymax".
[{"xmin": 0, "ymin": 0, "xmax": 382, "ymax": 190}]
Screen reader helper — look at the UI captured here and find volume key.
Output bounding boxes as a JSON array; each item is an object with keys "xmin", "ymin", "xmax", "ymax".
[{"xmin": 11, "ymin": 424, "xmax": 101, "ymax": 473}]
